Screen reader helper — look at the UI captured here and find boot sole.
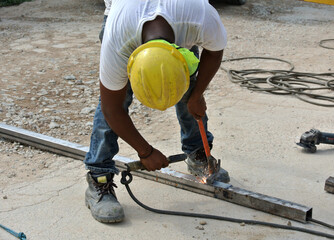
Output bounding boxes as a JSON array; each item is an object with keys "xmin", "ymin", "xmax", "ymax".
[{"xmin": 85, "ymin": 199, "xmax": 124, "ymax": 223}]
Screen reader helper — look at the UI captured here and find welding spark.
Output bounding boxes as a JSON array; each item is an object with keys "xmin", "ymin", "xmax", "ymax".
[{"xmin": 199, "ymin": 176, "xmax": 207, "ymax": 184}]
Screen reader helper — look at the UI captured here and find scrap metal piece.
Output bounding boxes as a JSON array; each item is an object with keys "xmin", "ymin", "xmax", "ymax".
[
  {"xmin": 325, "ymin": 177, "xmax": 334, "ymax": 194},
  {"xmin": 0, "ymin": 123, "xmax": 313, "ymax": 222}
]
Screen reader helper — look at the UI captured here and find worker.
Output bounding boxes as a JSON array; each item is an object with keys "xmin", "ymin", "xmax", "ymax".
[{"xmin": 84, "ymin": 0, "xmax": 229, "ymax": 223}]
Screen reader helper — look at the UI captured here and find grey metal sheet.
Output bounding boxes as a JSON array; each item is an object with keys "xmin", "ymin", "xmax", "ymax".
[{"xmin": 0, "ymin": 123, "xmax": 312, "ymax": 222}]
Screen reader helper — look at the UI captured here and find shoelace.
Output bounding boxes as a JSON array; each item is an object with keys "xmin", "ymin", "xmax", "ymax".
[
  {"xmin": 93, "ymin": 181, "xmax": 118, "ymax": 202},
  {"xmin": 194, "ymin": 148, "xmax": 207, "ymax": 163}
]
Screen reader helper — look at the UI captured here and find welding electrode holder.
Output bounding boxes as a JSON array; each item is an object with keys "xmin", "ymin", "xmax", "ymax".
[
  {"xmin": 121, "ymin": 153, "xmax": 187, "ymax": 185},
  {"xmin": 124, "ymin": 153, "xmax": 187, "ymax": 172}
]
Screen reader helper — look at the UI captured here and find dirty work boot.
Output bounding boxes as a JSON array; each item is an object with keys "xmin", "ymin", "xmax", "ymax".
[
  {"xmin": 85, "ymin": 172, "xmax": 124, "ymax": 223},
  {"xmin": 187, "ymin": 147, "xmax": 230, "ymax": 183}
]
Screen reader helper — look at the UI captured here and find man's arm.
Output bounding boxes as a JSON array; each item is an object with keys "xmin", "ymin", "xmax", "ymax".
[
  {"xmin": 100, "ymin": 82, "xmax": 169, "ymax": 171},
  {"xmin": 187, "ymin": 49, "xmax": 224, "ymax": 119}
]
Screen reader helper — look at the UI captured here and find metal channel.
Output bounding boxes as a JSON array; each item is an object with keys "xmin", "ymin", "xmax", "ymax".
[{"xmin": 0, "ymin": 123, "xmax": 312, "ymax": 222}]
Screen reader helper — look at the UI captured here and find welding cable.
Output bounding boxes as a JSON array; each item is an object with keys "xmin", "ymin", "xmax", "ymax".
[
  {"xmin": 220, "ymin": 57, "xmax": 334, "ymax": 107},
  {"xmin": 311, "ymin": 218, "xmax": 334, "ymax": 230},
  {"xmin": 120, "ymin": 171, "xmax": 334, "ymax": 239},
  {"xmin": 319, "ymin": 39, "xmax": 334, "ymax": 50}
]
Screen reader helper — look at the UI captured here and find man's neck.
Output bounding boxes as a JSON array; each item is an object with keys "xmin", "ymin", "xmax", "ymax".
[{"xmin": 142, "ymin": 16, "xmax": 175, "ymax": 43}]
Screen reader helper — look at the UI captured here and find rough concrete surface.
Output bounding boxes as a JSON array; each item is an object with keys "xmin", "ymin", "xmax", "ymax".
[{"xmin": 0, "ymin": 0, "xmax": 334, "ymax": 239}]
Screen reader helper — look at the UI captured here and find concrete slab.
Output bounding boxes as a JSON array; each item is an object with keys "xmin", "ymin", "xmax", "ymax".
[
  {"xmin": 0, "ymin": 0, "xmax": 334, "ymax": 239},
  {"xmin": 1, "ymin": 157, "xmax": 334, "ymax": 240}
]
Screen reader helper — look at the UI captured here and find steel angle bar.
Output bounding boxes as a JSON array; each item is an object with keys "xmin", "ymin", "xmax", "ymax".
[
  {"xmin": 0, "ymin": 123, "xmax": 214, "ymax": 197},
  {"xmin": 0, "ymin": 123, "xmax": 312, "ymax": 222},
  {"xmin": 213, "ymin": 182, "xmax": 312, "ymax": 222},
  {"xmin": 0, "ymin": 123, "xmax": 88, "ymax": 160}
]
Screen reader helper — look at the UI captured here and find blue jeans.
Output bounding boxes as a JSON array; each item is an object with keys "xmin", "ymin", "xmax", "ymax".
[
  {"xmin": 99, "ymin": 15, "xmax": 108, "ymax": 43},
  {"xmin": 84, "ymin": 46, "xmax": 213, "ymax": 174}
]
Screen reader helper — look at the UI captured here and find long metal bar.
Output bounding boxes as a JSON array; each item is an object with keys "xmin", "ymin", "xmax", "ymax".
[{"xmin": 0, "ymin": 123, "xmax": 312, "ymax": 222}]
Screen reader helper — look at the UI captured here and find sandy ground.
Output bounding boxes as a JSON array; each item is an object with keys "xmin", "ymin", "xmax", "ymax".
[{"xmin": 0, "ymin": 0, "xmax": 334, "ymax": 239}]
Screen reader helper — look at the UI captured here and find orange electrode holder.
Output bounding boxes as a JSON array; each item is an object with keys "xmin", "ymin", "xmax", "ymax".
[{"xmin": 303, "ymin": 0, "xmax": 334, "ymax": 5}]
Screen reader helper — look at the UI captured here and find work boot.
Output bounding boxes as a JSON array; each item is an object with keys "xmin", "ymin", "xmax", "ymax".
[
  {"xmin": 187, "ymin": 147, "xmax": 230, "ymax": 183},
  {"xmin": 85, "ymin": 172, "xmax": 125, "ymax": 223}
]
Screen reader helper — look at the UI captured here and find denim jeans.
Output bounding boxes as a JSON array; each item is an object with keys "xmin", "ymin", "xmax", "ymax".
[
  {"xmin": 84, "ymin": 42, "xmax": 213, "ymax": 174},
  {"xmin": 99, "ymin": 15, "xmax": 108, "ymax": 43},
  {"xmin": 84, "ymin": 83, "xmax": 134, "ymax": 174}
]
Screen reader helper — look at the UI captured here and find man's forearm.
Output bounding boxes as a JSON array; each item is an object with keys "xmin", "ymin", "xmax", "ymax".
[
  {"xmin": 103, "ymin": 106, "xmax": 152, "ymax": 157},
  {"xmin": 191, "ymin": 49, "xmax": 224, "ymax": 98},
  {"xmin": 186, "ymin": 49, "xmax": 223, "ymax": 119},
  {"xmin": 100, "ymin": 82, "xmax": 152, "ymax": 157}
]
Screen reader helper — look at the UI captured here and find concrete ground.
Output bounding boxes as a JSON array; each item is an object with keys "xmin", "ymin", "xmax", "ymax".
[{"xmin": 1, "ymin": 0, "xmax": 334, "ymax": 239}]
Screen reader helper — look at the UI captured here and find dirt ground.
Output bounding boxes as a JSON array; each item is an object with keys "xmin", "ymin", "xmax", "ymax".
[{"xmin": 1, "ymin": 0, "xmax": 334, "ymax": 239}]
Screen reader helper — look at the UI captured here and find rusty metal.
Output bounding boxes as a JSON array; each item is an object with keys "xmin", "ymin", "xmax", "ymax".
[
  {"xmin": 0, "ymin": 123, "xmax": 312, "ymax": 222},
  {"xmin": 325, "ymin": 177, "xmax": 334, "ymax": 194}
]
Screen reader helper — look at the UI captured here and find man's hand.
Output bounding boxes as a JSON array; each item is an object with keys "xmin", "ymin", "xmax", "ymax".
[
  {"xmin": 139, "ymin": 147, "xmax": 169, "ymax": 171},
  {"xmin": 187, "ymin": 94, "xmax": 207, "ymax": 120},
  {"xmin": 186, "ymin": 49, "xmax": 223, "ymax": 120}
]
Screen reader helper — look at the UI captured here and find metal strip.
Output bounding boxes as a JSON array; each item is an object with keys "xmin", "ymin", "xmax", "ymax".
[{"xmin": 0, "ymin": 123, "xmax": 312, "ymax": 222}]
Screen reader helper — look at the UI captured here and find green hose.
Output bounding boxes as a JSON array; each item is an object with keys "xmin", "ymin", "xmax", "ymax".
[{"xmin": 0, "ymin": 224, "xmax": 26, "ymax": 240}]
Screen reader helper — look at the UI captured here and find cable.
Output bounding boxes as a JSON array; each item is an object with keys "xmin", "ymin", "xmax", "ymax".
[
  {"xmin": 121, "ymin": 171, "xmax": 334, "ymax": 239},
  {"xmin": 0, "ymin": 224, "xmax": 26, "ymax": 240},
  {"xmin": 311, "ymin": 218, "xmax": 334, "ymax": 230},
  {"xmin": 220, "ymin": 57, "xmax": 334, "ymax": 107},
  {"xmin": 320, "ymin": 39, "xmax": 334, "ymax": 50}
]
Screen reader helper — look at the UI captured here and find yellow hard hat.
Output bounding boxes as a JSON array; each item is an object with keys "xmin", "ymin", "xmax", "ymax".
[{"xmin": 127, "ymin": 41, "xmax": 190, "ymax": 111}]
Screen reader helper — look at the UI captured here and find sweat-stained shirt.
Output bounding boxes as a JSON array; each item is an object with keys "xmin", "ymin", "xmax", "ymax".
[{"xmin": 100, "ymin": 0, "xmax": 227, "ymax": 91}]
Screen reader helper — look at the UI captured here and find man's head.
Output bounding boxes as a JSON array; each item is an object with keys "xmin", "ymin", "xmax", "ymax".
[{"xmin": 127, "ymin": 40, "xmax": 198, "ymax": 111}]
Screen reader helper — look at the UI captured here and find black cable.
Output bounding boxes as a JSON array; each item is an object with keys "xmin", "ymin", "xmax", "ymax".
[
  {"xmin": 121, "ymin": 171, "xmax": 334, "ymax": 239},
  {"xmin": 319, "ymin": 39, "xmax": 334, "ymax": 50},
  {"xmin": 311, "ymin": 218, "xmax": 334, "ymax": 230},
  {"xmin": 221, "ymin": 57, "xmax": 334, "ymax": 107}
]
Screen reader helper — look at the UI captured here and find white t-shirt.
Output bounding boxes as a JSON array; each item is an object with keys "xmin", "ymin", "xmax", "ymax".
[{"xmin": 100, "ymin": 0, "xmax": 227, "ymax": 91}]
